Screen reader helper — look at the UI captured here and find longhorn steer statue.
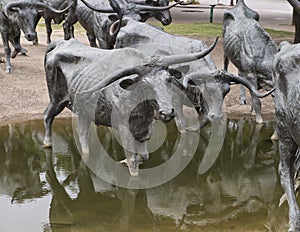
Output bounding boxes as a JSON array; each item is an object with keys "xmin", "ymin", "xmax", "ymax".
[
  {"xmin": 223, "ymin": 0, "xmax": 277, "ymax": 123},
  {"xmin": 43, "ymin": 38, "xmax": 217, "ymax": 176},
  {"xmin": 273, "ymin": 41, "xmax": 300, "ymax": 232},
  {"xmin": 63, "ymin": 0, "xmax": 181, "ymax": 48},
  {"xmin": 0, "ymin": 0, "xmax": 72, "ymax": 73}
]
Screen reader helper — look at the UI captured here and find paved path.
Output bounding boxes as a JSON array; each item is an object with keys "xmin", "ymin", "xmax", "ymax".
[{"xmin": 170, "ymin": 0, "xmax": 294, "ymax": 32}]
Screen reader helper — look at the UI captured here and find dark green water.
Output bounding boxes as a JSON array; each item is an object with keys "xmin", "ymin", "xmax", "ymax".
[{"xmin": 0, "ymin": 118, "xmax": 290, "ymax": 231}]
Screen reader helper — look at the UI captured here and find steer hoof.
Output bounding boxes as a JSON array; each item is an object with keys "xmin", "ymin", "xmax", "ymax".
[
  {"xmin": 43, "ymin": 139, "xmax": 52, "ymax": 148},
  {"xmin": 20, "ymin": 48, "xmax": 28, "ymax": 55},
  {"xmin": 239, "ymin": 99, "xmax": 247, "ymax": 105},
  {"xmin": 255, "ymin": 117, "xmax": 264, "ymax": 124},
  {"xmin": 128, "ymin": 164, "xmax": 139, "ymax": 177},
  {"xmin": 5, "ymin": 67, "xmax": 12, "ymax": 73}
]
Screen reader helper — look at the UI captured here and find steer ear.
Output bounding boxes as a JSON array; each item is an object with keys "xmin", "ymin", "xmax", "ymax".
[
  {"xmin": 168, "ymin": 68, "xmax": 182, "ymax": 79},
  {"xmin": 110, "ymin": 19, "xmax": 129, "ymax": 36},
  {"xmin": 108, "ymin": 14, "xmax": 119, "ymax": 22},
  {"xmin": 119, "ymin": 75, "xmax": 140, "ymax": 90}
]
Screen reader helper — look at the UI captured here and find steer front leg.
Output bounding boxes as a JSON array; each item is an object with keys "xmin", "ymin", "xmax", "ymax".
[
  {"xmin": 278, "ymin": 138, "xmax": 300, "ymax": 231},
  {"xmin": 1, "ymin": 32, "xmax": 12, "ymax": 73},
  {"xmin": 43, "ymin": 101, "xmax": 68, "ymax": 148}
]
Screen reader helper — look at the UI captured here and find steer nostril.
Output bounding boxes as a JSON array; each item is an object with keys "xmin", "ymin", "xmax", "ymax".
[{"xmin": 26, "ymin": 33, "xmax": 36, "ymax": 41}]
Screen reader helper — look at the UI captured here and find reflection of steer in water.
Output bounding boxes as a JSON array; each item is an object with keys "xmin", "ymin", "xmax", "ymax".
[
  {"xmin": 273, "ymin": 41, "xmax": 300, "ymax": 232},
  {"xmin": 43, "ymin": 38, "xmax": 217, "ymax": 176}
]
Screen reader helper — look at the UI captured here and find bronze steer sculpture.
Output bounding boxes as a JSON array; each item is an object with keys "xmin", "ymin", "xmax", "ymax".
[
  {"xmin": 223, "ymin": 0, "xmax": 277, "ymax": 123},
  {"xmin": 0, "ymin": 0, "xmax": 71, "ymax": 73},
  {"xmin": 273, "ymin": 41, "xmax": 300, "ymax": 232},
  {"xmin": 43, "ymin": 38, "xmax": 217, "ymax": 176},
  {"xmin": 63, "ymin": 0, "xmax": 182, "ymax": 48}
]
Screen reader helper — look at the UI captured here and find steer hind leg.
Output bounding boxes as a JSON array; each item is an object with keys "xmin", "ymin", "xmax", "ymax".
[
  {"xmin": 246, "ymin": 73, "xmax": 263, "ymax": 123},
  {"xmin": 43, "ymin": 101, "xmax": 68, "ymax": 148},
  {"xmin": 278, "ymin": 135, "xmax": 300, "ymax": 231}
]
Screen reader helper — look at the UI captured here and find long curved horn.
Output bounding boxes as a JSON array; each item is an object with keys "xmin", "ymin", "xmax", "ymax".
[
  {"xmin": 81, "ymin": 65, "xmax": 144, "ymax": 94},
  {"xmin": 287, "ymin": 0, "xmax": 300, "ymax": 13},
  {"xmin": 183, "ymin": 70, "xmax": 274, "ymax": 98},
  {"xmin": 4, "ymin": 1, "xmax": 26, "ymax": 16},
  {"xmin": 80, "ymin": 0, "xmax": 115, "ymax": 13},
  {"xmin": 32, "ymin": 2, "xmax": 74, "ymax": 14},
  {"xmin": 136, "ymin": 1, "xmax": 182, "ymax": 11},
  {"xmin": 156, "ymin": 36, "xmax": 218, "ymax": 66},
  {"xmin": 220, "ymin": 70, "xmax": 275, "ymax": 98}
]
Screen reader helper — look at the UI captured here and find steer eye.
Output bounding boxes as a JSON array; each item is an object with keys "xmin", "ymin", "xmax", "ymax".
[{"xmin": 166, "ymin": 76, "xmax": 172, "ymax": 82}]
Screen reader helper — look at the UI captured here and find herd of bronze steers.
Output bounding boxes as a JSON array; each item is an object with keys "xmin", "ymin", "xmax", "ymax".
[{"xmin": 1, "ymin": 0, "xmax": 300, "ymax": 230}]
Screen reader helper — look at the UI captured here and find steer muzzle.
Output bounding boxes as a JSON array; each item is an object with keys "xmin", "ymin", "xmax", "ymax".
[
  {"xmin": 160, "ymin": 16, "xmax": 172, "ymax": 25},
  {"xmin": 158, "ymin": 108, "xmax": 175, "ymax": 122},
  {"xmin": 25, "ymin": 32, "xmax": 37, "ymax": 41}
]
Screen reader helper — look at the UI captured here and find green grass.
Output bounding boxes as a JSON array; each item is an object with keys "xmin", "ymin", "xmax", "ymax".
[
  {"xmin": 37, "ymin": 20, "xmax": 295, "ymax": 40},
  {"xmin": 151, "ymin": 22, "xmax": 295, "ymax": 39}
]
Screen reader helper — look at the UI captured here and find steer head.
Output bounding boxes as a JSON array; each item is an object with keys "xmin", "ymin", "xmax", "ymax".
[
  {"xmin": 3, "ymin": 0, "xmax": 73, "ymax": 41},
  {"xmin": 119, "ymin": 66, "xmax": 178, "ymax": 123},
  {"xmin": 181, "ymin": 70, "xmax": 275, "ymax": 129}
]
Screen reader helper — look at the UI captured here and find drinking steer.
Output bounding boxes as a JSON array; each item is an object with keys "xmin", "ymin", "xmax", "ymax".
[
  {"xmin": 43, "ymin": 38, "xmax": 216, "ymax": 176},
  {"xmin": 273, "ymin": 41, "xmax": 300, "ymax": 232}
]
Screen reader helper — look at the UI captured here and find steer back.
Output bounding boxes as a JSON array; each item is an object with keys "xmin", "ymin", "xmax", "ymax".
[
  {"xmin": 272, "ymin": 41, "xmax": 300, "ymax": 231},
  {"xmin": 223, "ymin": 0, "xmax": 277, "ymax": 79},
  {"xmin": 44, "ymin": 38, "xmax": 216, "ymax": 176}
]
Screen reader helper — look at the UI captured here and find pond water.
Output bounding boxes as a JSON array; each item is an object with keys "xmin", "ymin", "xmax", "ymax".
[{"xmin": 0, "ymin": 118, "xmax": 290, "ymax": 231}]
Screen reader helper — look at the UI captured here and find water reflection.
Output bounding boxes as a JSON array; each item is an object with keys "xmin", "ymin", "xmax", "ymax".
[{"xmin": 0, "ymin": 118, "xmax": 290, "ymax": 231}]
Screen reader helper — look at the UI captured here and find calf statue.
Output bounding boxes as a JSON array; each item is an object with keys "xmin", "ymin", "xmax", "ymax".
[
  {"xmin": 273, "ymin": 41, "xmax": 300, "ymax": 232},
  {"xmin": 223, "ymin": 0, "xmax": 277, "ymax": 123},
  {"xmin": 43, "ymin": 38, "xmax": 217, "ymax": 176}
]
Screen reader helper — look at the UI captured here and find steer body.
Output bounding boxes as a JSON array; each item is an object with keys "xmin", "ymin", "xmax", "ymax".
[
  {"xmin": 223, "ymin": 0, "xmax": 277, "ymax": 123},
  {"xmin": 43, "ymin": 38, "xmax": 215, "ymax": 175},
  {"xmin": 273, "ymin": 41, "xmax": 300, "ymax": 231}
]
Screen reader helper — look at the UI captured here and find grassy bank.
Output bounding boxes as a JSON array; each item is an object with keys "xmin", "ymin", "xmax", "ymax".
[
  {"xmin": 151, "ymin": 22, "xmax": 295, "ymax": 39},
  {"xmin": 38, "ymin": 20, "xmax": 294, "ymax": 40}
]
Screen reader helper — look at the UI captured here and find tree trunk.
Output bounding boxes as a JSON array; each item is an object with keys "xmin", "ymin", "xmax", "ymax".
[{"xmin": 294, "ymin": 8, "xmax": 300, "ymax": 43}]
